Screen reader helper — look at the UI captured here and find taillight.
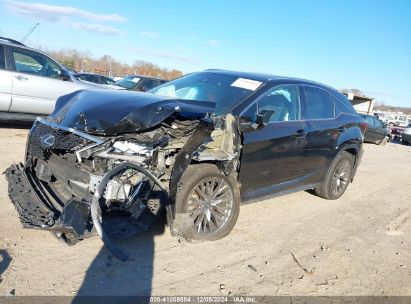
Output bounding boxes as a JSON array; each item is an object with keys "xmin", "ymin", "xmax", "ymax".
[{"xmin": 359, "ymin": 122, "xmax": 368, "ymax": 135}]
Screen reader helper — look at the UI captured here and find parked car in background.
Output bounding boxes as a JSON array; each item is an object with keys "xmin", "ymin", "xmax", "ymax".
[
  {"xmin": 390, "ymin": 126, "xmax": 404, "ymax": 142},
  {"xmin": 0, "ymin": 37, "xmax": 109, "ymax": 122},
  {"xmin": 5, "ymin": 70, "xmax": 366, "ymax": 260},
  {"xmin": 401, "ymin": 123, "xmax": 411, "ymax": 145},
  {"xmin": 387, "ymin": 113, "xmax": 409, "ymax": 127},
  {"xmin": 112, "ymin": 76, "xmax": 123, "ymax": 82},
  {"xmin": 74, "ymin": 73, "xmax": 115, "ymax": 85},
  {"xmin": 114, "ymin": 75, "xmax": 167, "ymax": 92},
  {"xmin": 360, "ymin": 114, "xmax": 390, "ymax": 145}
]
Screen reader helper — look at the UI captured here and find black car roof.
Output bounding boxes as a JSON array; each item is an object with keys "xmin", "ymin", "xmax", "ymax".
[
  {"xmin": 0, "ymin": 37, "xmax": 26, "ymax": 46},
  {"xmin": 205, "ymin": 69, "xmax": 336, "ymax": 90}
]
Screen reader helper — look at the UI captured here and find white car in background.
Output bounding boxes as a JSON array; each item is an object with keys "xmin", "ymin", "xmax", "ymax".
[{"xmin": 0, "ymin": 37, "xmax": 110, "ymax": 123}]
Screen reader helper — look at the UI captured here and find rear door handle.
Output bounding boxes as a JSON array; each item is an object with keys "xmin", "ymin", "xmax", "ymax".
[{"xmin": 14, "ymin": 75, "xmax": 28, "ymax": 81}]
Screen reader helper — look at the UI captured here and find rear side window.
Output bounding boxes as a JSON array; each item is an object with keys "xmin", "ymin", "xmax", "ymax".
[
  {"xmin": 303, "ymin": 86, "xmax": 335, "ymax": 120},
  {"xmin": 0, "ymin": 45, "xmax": 5, "ymax": 69}
]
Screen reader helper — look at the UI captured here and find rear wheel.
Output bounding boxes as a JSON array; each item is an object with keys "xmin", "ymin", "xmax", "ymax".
[
  {"xmin": 314, "ymin": 151, "xmax": 354, "ymax": 200},
  {"xmin": 175, "ymin": 164, "xmax": 240, "ymax": 241}
]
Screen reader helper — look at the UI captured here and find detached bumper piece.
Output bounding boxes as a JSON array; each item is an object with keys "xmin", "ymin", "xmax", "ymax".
[
  {"xmin": 4, "ymin": 163, "xmax": 91, "ymax": 243},
  {"xmin": 5, "ymin": 163, "xmax": 55, "ymax": 228}
]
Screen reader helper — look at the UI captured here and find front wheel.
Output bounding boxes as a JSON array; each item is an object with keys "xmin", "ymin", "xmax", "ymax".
[
  {"xmin": 314, "ymin": 151, "xmax": 354, "ymax": 200},
  {"xmin": 174, "ymin": 164, "xmax": 240, "ymax": 241}
]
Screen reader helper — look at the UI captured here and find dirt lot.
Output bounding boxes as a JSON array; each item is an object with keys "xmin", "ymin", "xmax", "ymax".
[{"xmin": 0, "ymin": 127, "xmax": 409, "ymax": 296}]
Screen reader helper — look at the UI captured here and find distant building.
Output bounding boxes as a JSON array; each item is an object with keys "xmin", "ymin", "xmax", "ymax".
[{"xmin": 342, "ymin": 92, "xmax": 375, "ymax": 114}]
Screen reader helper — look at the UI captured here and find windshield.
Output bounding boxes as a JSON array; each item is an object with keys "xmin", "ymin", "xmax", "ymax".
[
  {"xmin": 148, "ymin": 72, "xmax": 263, "ymax": 114},
  {"xmin": 115, "ymin": 76, "xmax": 141, "ymax": 89}
]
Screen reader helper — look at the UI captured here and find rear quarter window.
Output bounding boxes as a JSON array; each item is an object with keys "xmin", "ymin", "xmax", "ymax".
[
  {"xmin": 302, "ymin": 86, "xmax": 335, "ymax": 120},
  {"xmin": 333, "ymin": 92, "xmax": 358, "ymax": 115}
]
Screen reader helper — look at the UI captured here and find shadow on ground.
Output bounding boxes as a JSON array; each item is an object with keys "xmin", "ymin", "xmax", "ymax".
[
  {"xmin": 72, "ymin": 214, "xmax": 166, "ymax": 302},
  {"xmin": 0, "ymin": 250, "xmax": 12, "ymax": 284},
  {"xmin": 0, "ymin": 122, "xmax": 33, "ymax": 129}
]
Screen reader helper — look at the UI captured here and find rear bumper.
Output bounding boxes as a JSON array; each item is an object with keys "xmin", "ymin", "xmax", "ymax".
[{"xmin": 4, "ymin": 163, "xmax": 91, "ymax": 240}]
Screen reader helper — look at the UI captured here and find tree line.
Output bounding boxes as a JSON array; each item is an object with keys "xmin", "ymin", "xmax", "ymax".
[
  {"xmin": 374, "ymin": 104, "xmax": 411, "ymax": 115},
  {"xmin": 41, "ymin": 47, "xmax": 183, "ymax": 80}
]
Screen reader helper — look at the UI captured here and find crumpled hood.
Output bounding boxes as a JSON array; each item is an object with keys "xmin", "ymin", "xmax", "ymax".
[{"xmin": 48, "ymin": 89, "xmax": 215, "ymax": 135}]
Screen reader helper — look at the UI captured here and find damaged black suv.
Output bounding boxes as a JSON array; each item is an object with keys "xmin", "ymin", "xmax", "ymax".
[{"xmin": 5, "ymin": 70, "xmax": 365, "ymax": 260}]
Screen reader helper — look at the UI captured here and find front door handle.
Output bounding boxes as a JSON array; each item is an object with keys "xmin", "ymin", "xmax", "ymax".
[
  {"xmin": 295, "ymin": 129, "xmax": 306, "ymax": 137},
  {"xmin": 14, "ymin": 75, "xmax": 28, "ymax": 81}
]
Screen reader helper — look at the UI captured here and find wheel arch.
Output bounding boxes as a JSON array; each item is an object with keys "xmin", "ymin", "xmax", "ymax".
[{"xmin": 336, "ymin": 143, "xmax": 362, "ymax": 181}]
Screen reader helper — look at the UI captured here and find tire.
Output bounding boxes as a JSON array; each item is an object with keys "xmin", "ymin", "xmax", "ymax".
[
  {"xmin": 174, "ymin": 163, "xmax": 240, "ymax": 241},
  {"xmin": 379, "ymin": 136, "xmax": 388, "ymax": 146},
  {"xmin": 314, "ymin": 151, "xmax": 355, "ymax": 200}
]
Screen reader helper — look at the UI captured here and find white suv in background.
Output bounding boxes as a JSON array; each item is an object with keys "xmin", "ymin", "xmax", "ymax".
[{"xmin": 0, "ymin": 37, "xmax": 108, "ymax": 122}]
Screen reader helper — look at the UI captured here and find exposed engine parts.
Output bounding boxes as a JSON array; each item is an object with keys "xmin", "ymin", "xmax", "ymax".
[{"xmin": 5, "ymin": 110, "xmax": 241, "ymax": 260}]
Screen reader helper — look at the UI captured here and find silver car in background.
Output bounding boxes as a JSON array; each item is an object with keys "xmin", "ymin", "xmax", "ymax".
[{"xmin": 0, "ymin": 37, "xmax": 110, "ymax": 122}]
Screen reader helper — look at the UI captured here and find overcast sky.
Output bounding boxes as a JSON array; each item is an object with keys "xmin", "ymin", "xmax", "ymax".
[{"xmin": 1, "ymin": 0, "xmax": 410, "ymax": 107}]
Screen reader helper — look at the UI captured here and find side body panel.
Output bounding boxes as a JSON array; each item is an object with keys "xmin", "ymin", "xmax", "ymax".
[
  {"xmin": 302, "ymin": 114, "xmax": 363, "ymax": 184},
  {"xmin": 0, "ymin": 44, "xmax": 12, "ymax": 111},
  {"xmin": 8, "ymin": 46, "xmax": 76, "ymax": 115},
  {"xmin": 0, "ymin": 68, "xmax": 12, "ymax": 111},
  {"xmin": 237, "ymin": 80, "xmax": 364, "ymax": 203},
  {"xmin": 10, "ymin": 71, "xmax": 76, "ymax": 114},
  {"xmin": 239, "ymin": 120, "xmax": 307, "ymax": 200}
]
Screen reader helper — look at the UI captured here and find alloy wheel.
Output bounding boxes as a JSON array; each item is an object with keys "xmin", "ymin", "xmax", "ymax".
[
  {"xmin": 186, "ymin": 177, "xmax": 234, "ymax": 236},
  {"xmin": 331, "ymin": 159, "xmax": 352, "ymax": 196}
]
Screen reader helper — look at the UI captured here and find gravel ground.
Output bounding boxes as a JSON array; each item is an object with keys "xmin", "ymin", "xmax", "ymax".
[{"xmin": 0, "ymin": 127, "xmax": 410, "ymax": 296}]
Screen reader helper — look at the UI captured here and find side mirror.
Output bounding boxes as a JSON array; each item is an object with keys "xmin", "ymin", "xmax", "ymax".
[
  {"xmin": 60, "ymin": 69, "xmax": 71, "ymax": 81},
  {"xmin": 256, "ymin": 110, "xmax": 274, "ymax": 127}
]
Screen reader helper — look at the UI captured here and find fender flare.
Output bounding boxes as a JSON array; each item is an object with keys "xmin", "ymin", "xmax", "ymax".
[{"xmin": 335, "ymin": 143, "xmax": 363, "ymax": 181}]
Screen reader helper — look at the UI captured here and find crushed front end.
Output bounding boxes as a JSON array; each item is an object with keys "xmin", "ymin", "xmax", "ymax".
[
  {"xmin": 5, "ymin": 116, "xmax": 198, "ymax": 246},
  {"xmin": 4, "ymin": 90, "xmax": 242, "ymax": 260}
]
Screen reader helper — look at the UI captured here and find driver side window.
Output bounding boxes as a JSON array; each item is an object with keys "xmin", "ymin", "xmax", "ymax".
[
  {"xmin": 258, "ymin": 85, "xmax": 301, "ymax": 123},
  {"xmin": 12, "ymin": 48, "xmax": 61, "ymax": 79}
]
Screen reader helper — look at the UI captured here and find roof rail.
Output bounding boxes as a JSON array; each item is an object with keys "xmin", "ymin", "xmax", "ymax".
[{"xmin": 0, "ymin": 37, "xmax": 26, "ymax": 46}]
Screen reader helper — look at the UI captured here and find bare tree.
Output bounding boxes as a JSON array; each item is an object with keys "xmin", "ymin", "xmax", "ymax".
[{"xmin": 42, "ymin": 47, "xmax": 183, "ymax": 80}]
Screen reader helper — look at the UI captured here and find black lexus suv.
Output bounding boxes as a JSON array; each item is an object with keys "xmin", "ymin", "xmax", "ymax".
[{"xmin": 5, "ymin": 70, "xmax": 366, "ymax": 260}]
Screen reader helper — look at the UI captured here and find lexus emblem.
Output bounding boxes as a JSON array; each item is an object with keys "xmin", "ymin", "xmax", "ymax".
[{"xmin": 40, "ymin": 134, "xmax": 55, "ymax": 148}]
